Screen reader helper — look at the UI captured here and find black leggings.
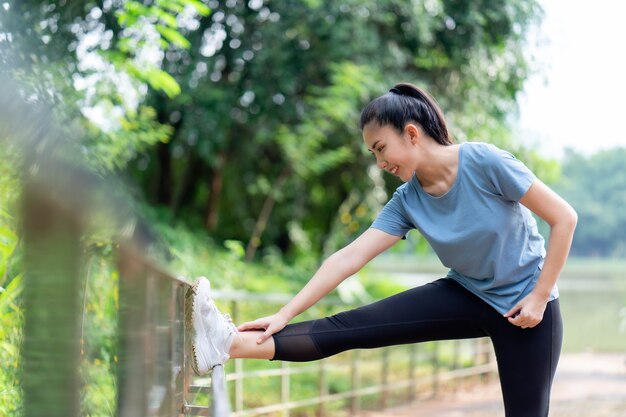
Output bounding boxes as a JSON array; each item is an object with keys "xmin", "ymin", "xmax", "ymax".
[{"xmin": 272, "ymin": 278, "xmax": 562, "ymax": 417}]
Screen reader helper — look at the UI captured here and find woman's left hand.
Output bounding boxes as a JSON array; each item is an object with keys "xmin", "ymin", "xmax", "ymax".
[{"xmin": 503, "ymin": 291, "xmax": 549, "ymax": 329}]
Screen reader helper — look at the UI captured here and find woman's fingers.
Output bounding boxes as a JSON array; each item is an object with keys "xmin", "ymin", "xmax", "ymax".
[
  {"xmin": 506, "ymin": 308, "xmax": 542, "ymax": 329},
  {"xmin": 258, "ymin": 328, "xmax": 273, "ymax": 344},
  {"xmin": 503, "ymin": 292, "xmax": 548, "ymax": 329},
  {"xmin": 237, "ymin": 319, "xmax": 267, "ymax": 332},
  {"xmin": 236, "ymin": 319, "xmax": 273, "ymax": 344},
  {"xmin": 235, "ymin": 321, "xmax": 275, "ymax": 344},
  {"xmin": 237, "ymin": 313, "xmax": 289, "ymax": 342}
]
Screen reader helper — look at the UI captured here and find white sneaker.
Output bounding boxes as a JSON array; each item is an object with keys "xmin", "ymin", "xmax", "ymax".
[{"xmin": 186, "ymin": 277, "xmax": 238, "ymax": 376}]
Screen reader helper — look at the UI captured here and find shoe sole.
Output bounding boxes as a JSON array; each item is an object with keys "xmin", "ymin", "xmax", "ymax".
[
  {"xmin": 186, "ymin": 278, "xmax": 234, "ymax": 376},
  {"xmin": 185, "ymin": 279, "xmax": 204, "ymax": 376}
]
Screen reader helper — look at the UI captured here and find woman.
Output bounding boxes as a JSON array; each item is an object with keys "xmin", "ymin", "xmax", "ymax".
[{"xmin": 187, "ymin": 83, "xmax": 577, "ymax": 417}]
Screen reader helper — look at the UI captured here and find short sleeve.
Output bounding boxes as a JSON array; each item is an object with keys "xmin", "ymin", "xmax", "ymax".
[
  {"xmin": 484, "ymin": 145, "xmax": 536, "ymax": 201},
  {"xmin": 371, "ymin": 189, "xmax": 414, "ymax": 238}
]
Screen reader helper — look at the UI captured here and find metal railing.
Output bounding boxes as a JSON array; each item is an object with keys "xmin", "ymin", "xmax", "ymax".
[{"xmin": 116, "ymin": 244, "xmax": 193, "ymax": 417}]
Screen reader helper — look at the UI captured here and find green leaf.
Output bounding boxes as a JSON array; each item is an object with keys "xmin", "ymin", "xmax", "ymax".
[
  {"xmin": 154, "ymin": 0, "xmax": 211, "ymax": 16},
  {"xmin": 156, "ymin": 9, "xmax": 178, "ymax": 28},
  {"xmin": 0, "ymin": 208, "xmax": 12, "ymax": 219},
  {"xmin": 124, "ymin": 0, "xmax": 148, "ymax": 16},
  {"xmin": 115, "ymin": 9, "xmax": 137, "ymax": 27},
  {"xmin": 155, "ymin": 0, "xmax": 185, "ymax": 14},
  {"xmin": 0, "ymin": 273, "xmax": 22, "ymax": 311},
  {"xmin": 121, "ymin": 61, "xmax": 141, "ymax": 80},
  {"xmin": 0, "ymin": 226, "xmax": 17, "ymax": 247},
  {"xmin": 185, "ymin": 0, "xmax": 211, "ymax": 16},
  {"xmin": 156, "ymin": 25, "xmax": 191, "ymax": 49},
  {"xmin": 145, "ymin": 68, "xmax": 181, "ymax": 98},
  {"xmin": 224, "ymin": 240, "xmax": 245, "ymax": 260}
]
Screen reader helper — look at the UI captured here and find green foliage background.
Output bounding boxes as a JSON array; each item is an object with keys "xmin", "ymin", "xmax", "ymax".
[{"xmin": 554, "ymin": 148, "xmax": 626, "ymax": 257}]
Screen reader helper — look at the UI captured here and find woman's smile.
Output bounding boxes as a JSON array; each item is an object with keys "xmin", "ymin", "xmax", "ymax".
[{"xmin": 363, "ymin": 123, "xmax": 418, "ymax": 181}]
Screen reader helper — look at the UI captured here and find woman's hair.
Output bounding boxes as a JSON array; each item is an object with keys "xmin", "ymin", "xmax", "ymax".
[{"xmin": 360, "ymin": 83, "xmax": 454, "ymax": 146}]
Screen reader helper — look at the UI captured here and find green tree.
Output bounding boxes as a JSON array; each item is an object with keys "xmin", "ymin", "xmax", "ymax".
[
  {"xmin": 555, "ymin": 148, "xmax": 626, "ymax": 257},
  {"xmin": 1, "ymin": 0, "xmax": 554, "ymax": 259},
  {"xmin": 129, "ymin": 0, "xmax": 547, "ymax": 259},
  {"xmin": 0, "ymin": 0, "xmax": 209, "ymax": 172}
]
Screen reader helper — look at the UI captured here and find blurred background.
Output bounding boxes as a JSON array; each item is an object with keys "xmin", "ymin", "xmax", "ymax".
[{"xmin": 1, "ymin": 0, "xmax": 624, "ymax": 415}]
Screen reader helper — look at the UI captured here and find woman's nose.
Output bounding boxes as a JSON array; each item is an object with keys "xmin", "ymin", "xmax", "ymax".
[{"xmin": 376, "ymin": 157, "xmax": 387, "ymax": 170}]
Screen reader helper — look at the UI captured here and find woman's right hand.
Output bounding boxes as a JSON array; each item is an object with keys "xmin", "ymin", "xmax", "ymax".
[{"xmin": 237, "ymin": 311, "xmax": 290, "ymax": 344}]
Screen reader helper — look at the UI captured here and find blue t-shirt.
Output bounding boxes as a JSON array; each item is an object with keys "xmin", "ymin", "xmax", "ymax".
[{"xmin": 371, "ymin": 142, "xmax": 557, "ymax": 314}]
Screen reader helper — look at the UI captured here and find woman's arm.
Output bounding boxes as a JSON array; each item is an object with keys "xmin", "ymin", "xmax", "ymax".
[
  {"xmin": 238, "ymin": 228, "xmax": 402, "ymax": 343},
  {"xmin": 504, "ymin": 178, "xmax": 578, "ymax": 328}
]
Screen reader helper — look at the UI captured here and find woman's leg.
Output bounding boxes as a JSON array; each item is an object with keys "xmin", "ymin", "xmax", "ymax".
[
  {"xmin": 228, "ymin": 280, "xmax": 562, "ymax": 417},
  {"xmin": 230, "ymin": 330, "xmax": 275, "ymax": 360},
  {"xmin": 265, "ymin": 278, "xmax": 488, "ymax": 362},
  {"xmin": 487, "ymin": 299, "xmax": 563, "ymax": 417}
]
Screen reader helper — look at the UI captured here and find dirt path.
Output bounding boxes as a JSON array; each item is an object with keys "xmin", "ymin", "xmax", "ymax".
[{"xmin": 361, "ymin": 352, "xmax": 626, "ymax": 417}]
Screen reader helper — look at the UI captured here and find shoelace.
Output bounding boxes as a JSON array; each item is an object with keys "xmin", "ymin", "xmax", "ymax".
[
  {"xmin": 202, "ymin": 296, "xmax": 238, "ymax": 334},
  {"xmin": 222, "ymin": 313, "xmax": 238, "ymax": 333}
]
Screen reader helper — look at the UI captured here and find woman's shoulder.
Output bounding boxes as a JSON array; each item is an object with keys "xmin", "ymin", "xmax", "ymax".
[
  {"xmin": 461, "ymin": 141, "xmax": 500, "ymax": 156},
  {"xmin": 461, "ymin": 141, "xmax": 510, "ymax": 167},
  {"xmin": 394, "ymin": 177, "xmax": 415, "ymax": 197}
]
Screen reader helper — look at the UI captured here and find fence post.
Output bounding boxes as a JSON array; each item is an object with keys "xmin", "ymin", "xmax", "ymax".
[
  {"xmin": 408, "ymin": 344, "xmax": 417, "ymax": 403},
  {"xmin": 116, "ymin": 246, "xmax": 151, "ymax": 417},
  {"xmin": 478, "ymin": 338, "xmax": 492, "ymax": 384},
  {"xmin": 281, "ymin": 362, "xmax": 290, "ymax": 417},
  {"xmin": 350, "ymin": 350, "xmax": 361, "ymax": 416},
  {"xmin": 172, "ymin": 280, "xmax": 188, "ymax": 417},
  {"xmin": 452, "ymin": 340, "xmax": 461, "ymax": 393},
  {"xmin": 380, "ymin": 348, "xmax": 390, "ymax": 409},
  {"xmin": 232, "ymin": 300, "xmax": 244, "ymax": 415},
  {"xmin": 21, "ymin": 182, "xmax": 82, "ymax": 417},
  {"xmin": 318, "ymin": 360, "xmax": 328, "ymax": 417},
  {"xmin": 431, "ymin": 343, "xmax": 439, "ymax": 398},
  {"xmin": 116, "ymin": 246, "xmax": 191, "ymax": 417}
]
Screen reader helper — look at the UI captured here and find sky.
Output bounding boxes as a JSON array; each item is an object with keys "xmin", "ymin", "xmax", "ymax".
[{"xmin": 516, "ymin": 0, "xmax": 626, "ymax": 159}]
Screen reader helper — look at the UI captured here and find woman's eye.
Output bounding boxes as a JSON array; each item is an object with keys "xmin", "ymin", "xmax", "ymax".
[{"xmin": 377, "ymin": 146, "xmax": 384, "ymax": 153}]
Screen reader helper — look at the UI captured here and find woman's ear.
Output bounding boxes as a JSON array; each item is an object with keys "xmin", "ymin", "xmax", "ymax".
[{"xmin": 404, "ymin": 123, "xmax": 420, "ymax": 144}]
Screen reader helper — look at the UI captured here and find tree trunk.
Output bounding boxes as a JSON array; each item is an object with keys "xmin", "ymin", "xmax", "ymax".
[
  {"xmin": 152, "ymin": 94, "xmax": 183, "ymax": 207},
  {"xmin": 156, "ymin": 141, "xmax": 172, "ymax": 206},
  {"xmin": 206, "ymin": 151, "xmax": 226, "ymax": 231},
  {"xmin": 245, "ymin": 167, "xmax": 290, "ymax": 262},
  {"xmin": 173, "ymin": 152, "xmax": 202, "ymax": 215}
]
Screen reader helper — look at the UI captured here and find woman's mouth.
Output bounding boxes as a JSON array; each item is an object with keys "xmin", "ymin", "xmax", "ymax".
[{"xmin": 389, "ymin": 166, "xmax": 399, "ymax": 175}]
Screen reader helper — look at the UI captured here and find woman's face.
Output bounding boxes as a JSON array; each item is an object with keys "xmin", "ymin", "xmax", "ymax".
[{"xmin": 362, "ymin": 122, "xmax": 418, "ymax": 182}]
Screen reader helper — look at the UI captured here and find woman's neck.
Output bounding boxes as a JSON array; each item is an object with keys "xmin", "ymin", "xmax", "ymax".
[{"xmin": 415, "ymin": 143, "xmax": 460, "ymax": 196}]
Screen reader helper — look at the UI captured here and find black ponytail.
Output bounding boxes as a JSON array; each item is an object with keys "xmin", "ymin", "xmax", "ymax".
[{"xmin": 360, "ymin": 83, "xmax": 454, "ymax": 146}]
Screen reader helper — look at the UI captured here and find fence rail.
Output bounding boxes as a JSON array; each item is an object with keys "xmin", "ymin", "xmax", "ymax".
[{"xmin": 116, "ymin": 244, "xmax": 192, "ymax": 417}]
